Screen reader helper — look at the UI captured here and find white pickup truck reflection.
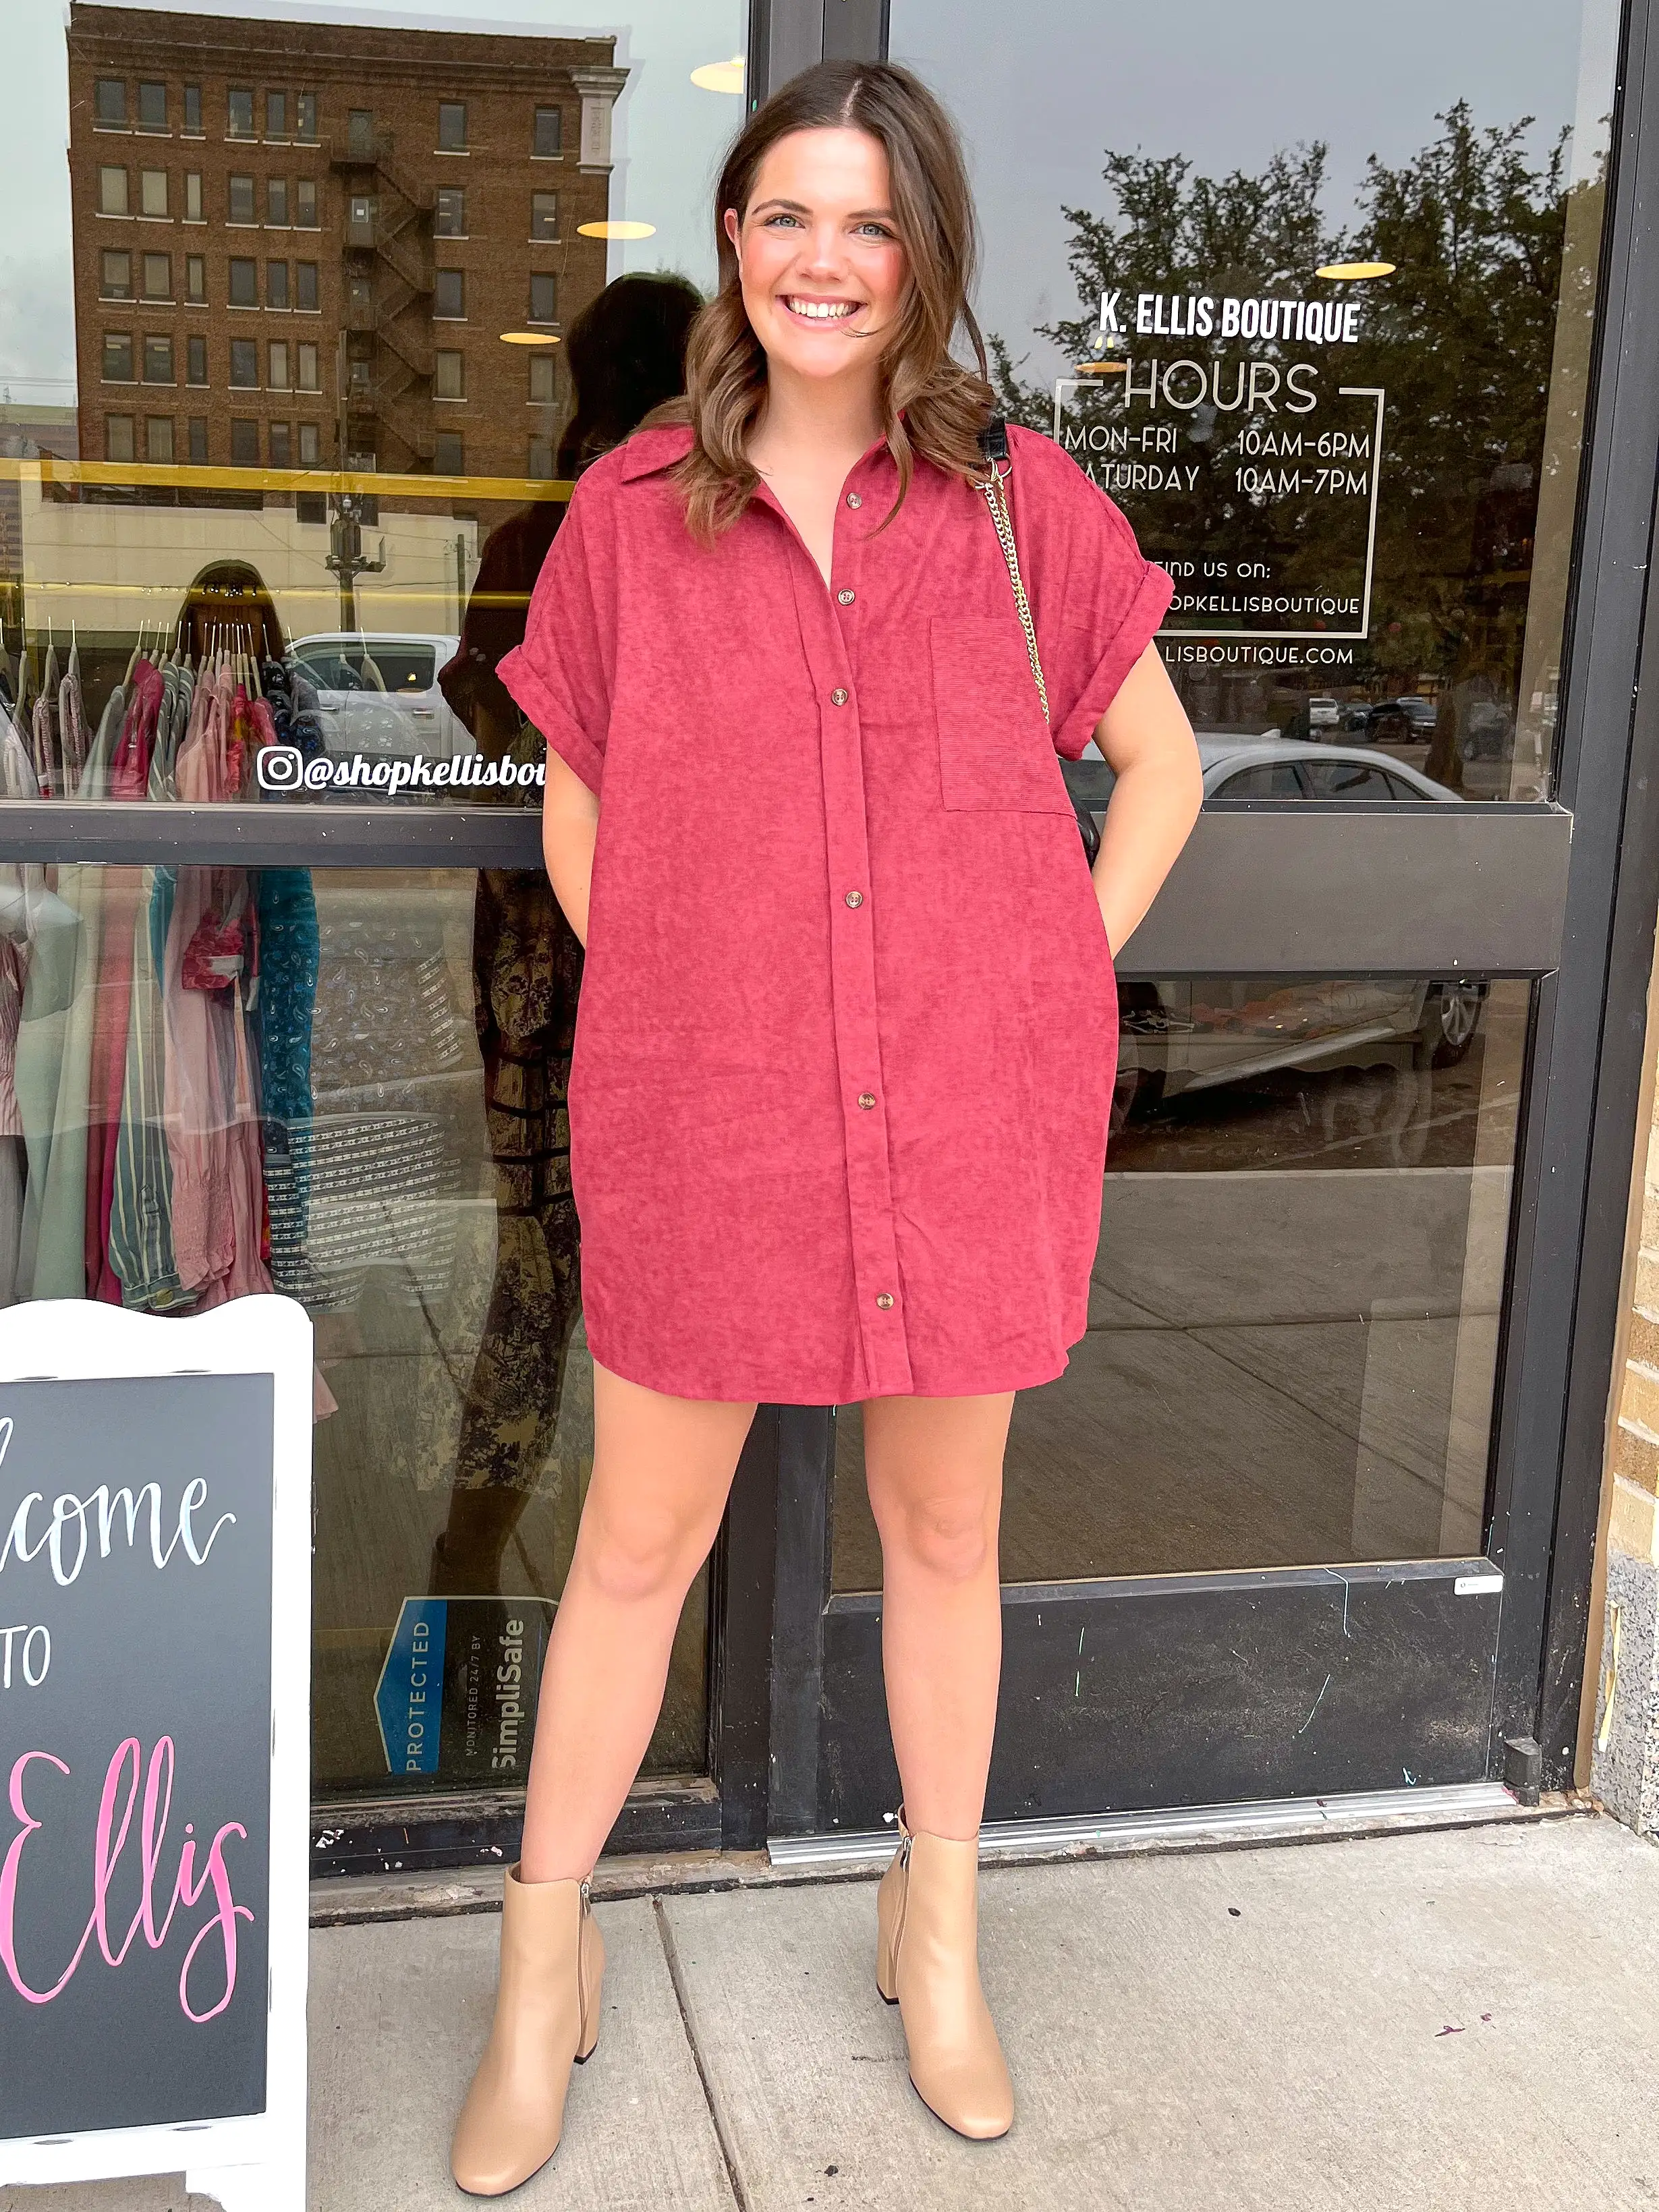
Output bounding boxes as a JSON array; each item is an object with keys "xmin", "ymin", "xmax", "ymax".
[{"xmin": 290, "ymin": 633, "xmax": 474, "ymax": 764}]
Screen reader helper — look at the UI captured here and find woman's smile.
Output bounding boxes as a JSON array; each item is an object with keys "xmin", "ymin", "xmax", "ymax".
[{"xmin": 779, "ymin": 293, "xmax": 867, "ymax": 323}]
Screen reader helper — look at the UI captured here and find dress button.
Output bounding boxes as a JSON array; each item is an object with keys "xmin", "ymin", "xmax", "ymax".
[
  {"xmin": 857, "ymin": 1091, "xmax": 876, "ymax": 1110},
  {"xmin": 831, "ymin": 687, "xmax": 849, "ymax": 706},
  {"xmin": 837, "ymin": 588, "xmax": 855, "ymax": 605},
  {"xmin": 846, "ymin": 492, "xmax": 863, "ymax": 509},
  {"xmin": 845, "ymin": 890, "xmax": 864, "ymax": 907},
  {"xmin": 876, "ymin": 1293, "xmax": 895, "ymax": 1310}
]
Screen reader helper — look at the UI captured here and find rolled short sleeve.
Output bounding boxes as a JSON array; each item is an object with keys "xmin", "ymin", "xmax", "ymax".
[
  {"xmin": 498, "ymin": 478, "xmax": 613, "ymax": 795},
  {"xmin": 1011, "ymin": 429, "xmax": 1175, "ymax": 760}
]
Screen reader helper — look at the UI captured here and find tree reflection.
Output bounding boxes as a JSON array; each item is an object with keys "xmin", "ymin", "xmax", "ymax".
[{"xmin": 993, "ymin": 105, "xmax": 1606, "ymax": 793}]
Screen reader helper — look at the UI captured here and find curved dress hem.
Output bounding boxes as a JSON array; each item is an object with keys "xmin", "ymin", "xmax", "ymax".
[{"xmin": 584, "ymin": 1329, "xmax": 1077, "ymax": 1405}]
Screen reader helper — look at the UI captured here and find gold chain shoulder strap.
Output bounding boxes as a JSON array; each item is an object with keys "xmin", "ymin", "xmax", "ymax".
[{"xmin": 977, "ymin": 461, "xmax": 1050, "ymax": 726}]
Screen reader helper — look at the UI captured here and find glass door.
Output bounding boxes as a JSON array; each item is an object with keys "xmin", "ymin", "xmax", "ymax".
[
  {"xmin": 0, "ymin": 0, "xmax": 753, "ymax": 1870},
  {"xmin": 760, "ymin": 0, "xmax": 1639, "ymax": 1833}
]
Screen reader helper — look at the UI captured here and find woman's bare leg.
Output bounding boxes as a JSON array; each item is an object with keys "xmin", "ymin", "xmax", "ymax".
[
  {"xmin": 519, "ymin": 1360, "xmax": 756, "ymax": 1882},
  {"xmin": 862, "ymin": 1391, "xmax": 1013, "ymax": 1839}
]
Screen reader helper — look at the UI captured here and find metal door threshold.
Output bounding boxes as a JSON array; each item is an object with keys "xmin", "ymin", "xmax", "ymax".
[{"xmin": 768, "ymin": 1781, "xmax": 1540, "ymax": 1869}]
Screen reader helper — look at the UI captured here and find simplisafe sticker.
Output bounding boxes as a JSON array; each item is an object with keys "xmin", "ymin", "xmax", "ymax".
[{"xmin": 374, "ymin": 1596, "xmax": 556, "ymax": 1779}]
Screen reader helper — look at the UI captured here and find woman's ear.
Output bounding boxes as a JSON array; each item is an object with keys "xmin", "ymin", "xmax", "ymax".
[{"xmin": 723, "ymin": 206, "xmax": 741, "ymax": 253}]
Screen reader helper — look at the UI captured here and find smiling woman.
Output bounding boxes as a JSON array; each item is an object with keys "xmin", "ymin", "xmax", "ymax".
[{"xmin": 449, "ymin": 55, "xmax": 1199, "ymax": 2190}]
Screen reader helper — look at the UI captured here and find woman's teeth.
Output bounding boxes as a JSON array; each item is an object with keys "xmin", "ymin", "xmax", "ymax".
[{"xmin": 785, "ymin": 297, "xmax": 860, "ymax": 320}]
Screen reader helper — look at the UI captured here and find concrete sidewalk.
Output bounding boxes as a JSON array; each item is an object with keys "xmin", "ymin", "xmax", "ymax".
[{"xmin": 8, "ymin": 1811, "xmax": 1659, "ymax": 2212}]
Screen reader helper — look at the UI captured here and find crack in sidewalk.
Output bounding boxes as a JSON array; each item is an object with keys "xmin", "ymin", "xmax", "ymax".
[{"xmin": 652, "ymin": 1894, "xmax": 753, "ymax": 2212}]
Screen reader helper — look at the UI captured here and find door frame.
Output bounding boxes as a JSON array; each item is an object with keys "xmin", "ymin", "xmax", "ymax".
[
  {"xmin": 733, "ymin": 0, "xmax": 1659, "ymax": 1841},
  {"xmin": 0, "ymin": 0, "xmax": 1652, "ymax": 1870}
]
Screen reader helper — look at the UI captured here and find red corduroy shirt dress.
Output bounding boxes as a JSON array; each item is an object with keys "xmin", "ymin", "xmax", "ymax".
[{"xmin": 498, "ymin": 422, "xmax": 1173, "ymax": 1403}]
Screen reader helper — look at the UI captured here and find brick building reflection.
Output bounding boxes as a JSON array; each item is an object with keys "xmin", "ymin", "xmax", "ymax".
[{"xmin": 65, "ymin": 1, "xmax": 625, "ymax": 480}]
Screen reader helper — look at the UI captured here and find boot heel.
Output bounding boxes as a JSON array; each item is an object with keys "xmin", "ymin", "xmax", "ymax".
[
  {"xmin": 874, "ymin": 1831, "xmax": 909, "ymax": 2004},
  {"xmin": 875, "ymin": 1923, "xmax": 899, "ymax": 2004},
  {"xmin": 574, "ymin": 1883, "xmax": 604, "ymax": 2062}
]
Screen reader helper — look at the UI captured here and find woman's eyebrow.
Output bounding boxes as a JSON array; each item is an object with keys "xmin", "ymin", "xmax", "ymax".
[{"xmin": 748, "ymin": 198, "xmax": 898, "ymax": 221}]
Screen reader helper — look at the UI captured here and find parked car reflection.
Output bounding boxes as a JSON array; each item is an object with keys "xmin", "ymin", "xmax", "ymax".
[
  {"xmin": 1067, "ymin": 737, "xmax": 1486, "ymax": 1139},
  {"xmin": 1194, "ymin": 736, "xmax": 1457, "ymax": 802},
  {"xmin": 289, "ymin": 632, "xmax": 472, "ymax": 763}
]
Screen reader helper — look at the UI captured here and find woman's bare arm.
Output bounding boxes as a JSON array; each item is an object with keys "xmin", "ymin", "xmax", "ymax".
[
  {"xmin": 1090, "ymin": 642, "xmax": 1204, "ymax": 957},
  {"xmin": 541, "ymin": 744, "xmax": 600, "ymax": 946}
]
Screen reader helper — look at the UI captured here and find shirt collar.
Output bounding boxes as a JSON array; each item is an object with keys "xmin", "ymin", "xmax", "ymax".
[
  {"xmin": 619, "ymin": 424, "xmax": 695, "ymax": 481},
  {"xmin": 619, "ymin": 422, "xmax": 901, "ymax": 485}
]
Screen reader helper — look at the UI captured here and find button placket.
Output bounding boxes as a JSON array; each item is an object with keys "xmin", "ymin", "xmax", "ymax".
[{"xmin": 785, "ymin": 515, "xmax": 910, "ymax": 1397}]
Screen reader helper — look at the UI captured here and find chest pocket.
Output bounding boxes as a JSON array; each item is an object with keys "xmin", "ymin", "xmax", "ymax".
[{"xmin": 930, "ymin": 616, "xmax": 1073, "ymax": 814}]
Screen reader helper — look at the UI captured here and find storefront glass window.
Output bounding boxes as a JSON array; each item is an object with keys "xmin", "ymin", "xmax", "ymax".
[
  {"xmin": 0, "ymin": 0, "xmax": 746, "ymax": 1803},
  {"xmin": 3, "ymin": 0, "xmax": 743, "ymax": 814},
  {"xmin": 836, "ymin": 975, "xmax": 1529, "ymax": 1585},
  {"xmin": 893, "ymin": 0, "xmax": 1620, "ymax": 801}
]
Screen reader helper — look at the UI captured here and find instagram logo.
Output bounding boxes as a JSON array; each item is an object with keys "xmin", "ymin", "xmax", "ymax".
[{"xmin": 255, "ymin": 744, "xmax": 304, "ymax": 793}]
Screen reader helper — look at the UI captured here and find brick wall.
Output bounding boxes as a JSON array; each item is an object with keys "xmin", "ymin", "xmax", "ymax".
[{"xmin": 66, "ymin": 1, "xmax": 619, "ymax": 480}]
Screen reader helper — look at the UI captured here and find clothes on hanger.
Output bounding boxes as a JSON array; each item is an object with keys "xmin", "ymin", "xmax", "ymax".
[
  {"xmin": 14, "ymin": 673, "xmax": 123, "ymax": 1298},
  {"xmin": 84, "ymin": 663, "xmax": 159, "ymax": 1302},
  {"xmin": 58, "ymin": 642, "xmax": 88, "ymax": 795}
]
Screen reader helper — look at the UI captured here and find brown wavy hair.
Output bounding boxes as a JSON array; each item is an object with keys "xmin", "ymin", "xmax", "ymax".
[{"xmin": 656, "ymin": 61, "xmax": 994, "ymax": 540}]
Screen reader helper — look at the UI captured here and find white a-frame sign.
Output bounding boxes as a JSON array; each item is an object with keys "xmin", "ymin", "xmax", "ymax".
[{"xmin": 0, "ymin": 1296, "xmax": 312, "ymax": 2211}]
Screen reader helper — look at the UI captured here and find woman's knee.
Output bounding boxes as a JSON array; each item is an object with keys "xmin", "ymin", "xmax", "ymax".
[
  {"xmin": 578, "ymin": 1495, "xmax": 713, "ymax": 1606},
  {"xmin": 878, "ymin": 1485, "xmax": 999, "ymax": 1585}
]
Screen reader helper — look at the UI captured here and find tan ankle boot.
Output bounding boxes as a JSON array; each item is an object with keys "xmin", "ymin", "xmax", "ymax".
[
  {"xmin": 450, "ymin": 1865, "xmax": 604, "ymax": 2195},
  {"xmin": 875, "ymin": 1811, "xmax": 1013, "ymax": 2140}
]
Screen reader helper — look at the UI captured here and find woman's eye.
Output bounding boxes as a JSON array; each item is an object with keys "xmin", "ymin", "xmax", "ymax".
[{"xmin": 856, "ymin": 223, "xmax": 896, "ymax": 241}]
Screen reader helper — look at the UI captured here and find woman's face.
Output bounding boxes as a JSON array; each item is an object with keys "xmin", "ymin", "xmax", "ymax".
[{"xmin": 725, "ymin": 127, "xmax": 908, "ymax": 385}]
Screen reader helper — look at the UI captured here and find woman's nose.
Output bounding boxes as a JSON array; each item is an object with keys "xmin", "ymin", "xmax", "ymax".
[{"xmin": 799, "ymin": 224, "xmax": 847, "ymax": 277}]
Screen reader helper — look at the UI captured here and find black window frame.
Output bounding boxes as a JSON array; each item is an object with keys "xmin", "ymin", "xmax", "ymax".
[
  {"xmin": 437, "ymin": 100, "xmax": 468, "ymax": 152},
  {"xmin": 94, "ymin": 78, "xmax": 127, "ymax": 128},
  {"xmin": 228, "ymin": 173, "xmax": 256, "ymax": 225},
  {"xmin": 432, "ymin": 267, "xmax": 465, "ymax": 320},
  {"xmin": 141, "ymin": 333, "xmax": 174, "ymax": 385},
  {"xmin": 183, "ymin": 84, "xmax": 202, "ymax": 136},
  {"xmin": 533, "ymin": 105, "xmax": 562, "ymax": 157},
  {"xmin": 528, "ymin": 271, "xmax": 557, "ymax": 323},
  {"xmin": 531, "ymin": 190, "xmax": 559, "ymax": 241},
  {"xmin": 229, "ymin": 416, "xmax": 260, "ymax": 465},
  {"xmin": 227, "ymin": 86, "xmax": 255, "ymax": 138},
  {"xmin": 228, "ymin": 336, "xmax": 259, "ymax": 388},
  {"xmin": 267, "ymin": 259, "xmax": 291, "ymax": 311},
  {"xmin": 136, "ymin": 81, "xmax": 167, "ymax": 134},
  {"xmin": 101, "ymin": 331, "xmax": 135, "ymax": 383},
  {"xmin": 186, "ymin": 331, "xmax": 208, "ymax": 385},
  {"xmin": 228, "ymin": 256, "xmax": 258, "ymax": 308},
  {"xmin": 434, "ymin": 186, "xmax": 466, "ymax": 237},
  {"xmin": 100, "ymin": 248, "xmax": 133, "ymax": 300},
  {"xmin": 296, "ymin": 260, "xmax": 319, "ymax": 312}
]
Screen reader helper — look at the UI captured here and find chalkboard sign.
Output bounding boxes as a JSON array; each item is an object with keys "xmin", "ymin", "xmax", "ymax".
[{"xmin": 0, "ymin": 1297, "xmax": 312, "ymax": 2212}]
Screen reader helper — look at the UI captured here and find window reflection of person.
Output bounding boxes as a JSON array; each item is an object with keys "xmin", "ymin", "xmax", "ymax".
[{"xmin": 429, "ymin": 276, "xmax": 701, "ymax": 1597}]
